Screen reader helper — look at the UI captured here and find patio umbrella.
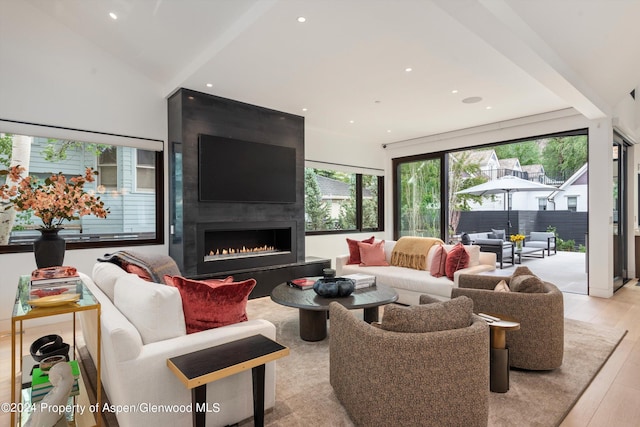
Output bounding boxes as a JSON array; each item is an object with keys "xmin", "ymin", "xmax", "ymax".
[{"xmin": 456, "ymin": 175, "xmax": 561, "ymax": 235}]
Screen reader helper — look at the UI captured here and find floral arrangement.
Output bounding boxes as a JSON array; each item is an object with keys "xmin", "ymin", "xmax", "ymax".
[
  {"xmin": 0, "ymin": 165, "xmax": 109, "ymax": 229},
  {"xmin": 510, "ymin": 234, "xmax": 525, "ymax": 242}
]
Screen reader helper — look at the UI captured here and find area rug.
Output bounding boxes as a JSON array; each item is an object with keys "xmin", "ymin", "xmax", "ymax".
[{"xmin": 243, "ymin": 296, "xmax": 627, "ymax": 427}]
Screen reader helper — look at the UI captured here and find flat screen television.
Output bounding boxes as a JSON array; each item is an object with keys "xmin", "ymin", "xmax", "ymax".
[{"xmin": 198, "ymin": 134, "xmax": 297, "ymax": 203}]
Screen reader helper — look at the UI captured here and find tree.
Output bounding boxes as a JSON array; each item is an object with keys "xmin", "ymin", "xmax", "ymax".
[
  {"xmin": 448, "ymin": 152, "xmax": 487, "ymax": 235},
  {"xmin": 304, "ymin": 169, "xmax": 332, "ymax": 231},
  {"xmin": 361, "ymin": 175, "xmax": 379, "ymax": 229},
  {"xmin": 398, "ymin": 160, "xmax": 441, "ymax": 237},
  {"xmin": 541, "ymin": 136, "xmax": 587, "ymax": 178},
  {"xmin": 493, "ymin": 141, "xmax": 541, "ymax": 165},
  {"xmin": 0, "ymin": 134, "xmax": 32, "ymax": 244}
]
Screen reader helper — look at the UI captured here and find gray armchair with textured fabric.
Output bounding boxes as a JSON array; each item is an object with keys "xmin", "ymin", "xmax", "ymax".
[
  {"xmin": 329, "ymin": 300, "xmax": 490, "ymax": 427},
  {"xmin": 452, "ymin": 273, "xmax": 564, "ymax": 370}
]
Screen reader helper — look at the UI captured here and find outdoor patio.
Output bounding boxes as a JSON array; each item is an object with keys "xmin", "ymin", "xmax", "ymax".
[{"xmin": 482, "ymin": 250, "xmax": 588, "ymax": 295}]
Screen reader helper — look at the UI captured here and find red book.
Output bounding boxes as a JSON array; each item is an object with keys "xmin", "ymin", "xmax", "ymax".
[
  {"xmin": 31, "ymin": 266, "xmax": 79, "ymax": 285},
  {"xmin": 287, "ymin": 277, "xmax": 318, "ymax": 290}
]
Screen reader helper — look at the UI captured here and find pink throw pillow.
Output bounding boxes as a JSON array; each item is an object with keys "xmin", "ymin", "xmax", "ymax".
[
  {"xmin": 346, "ymin": 236, "xmax": 375, "ymax": 264},
  {"xmin": 166, "ymin": 276, "xmax": 256, "ymax": 333},
  {"xmin": 430, "ymin": 245, "xmax": 448, "ymax": 278},
  {"xmin": 358, "ymin": 240, "xmax": 390, "ymax": 266},
  {"xmin": 445, "ymin": 243, "xmax": 470, "ymax": 280},
  {"xmin": 164, "ymin": 275, "xmax": 234, "ymax": 287},
  {"xmin": 124, "ymin": 264, "xmax": 153, "ymax": 282}
]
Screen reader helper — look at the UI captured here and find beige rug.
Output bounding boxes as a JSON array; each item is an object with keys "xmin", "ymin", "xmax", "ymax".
[{"xmin": 244, "ymin": 296, "xmax": 627, "ymax": 427}]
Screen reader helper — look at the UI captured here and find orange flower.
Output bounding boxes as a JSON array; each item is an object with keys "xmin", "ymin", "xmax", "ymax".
[{"xmin": 0, "ymin": 165, "xmax": 109, "ymax": 229}]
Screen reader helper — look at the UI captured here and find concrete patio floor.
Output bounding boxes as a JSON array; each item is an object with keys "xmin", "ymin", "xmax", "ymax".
[{"xmin": 482, "ymin": 250, "xmax": 588, "ymax": 295}]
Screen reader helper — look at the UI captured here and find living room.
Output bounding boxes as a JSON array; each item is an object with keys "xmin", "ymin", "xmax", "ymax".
[{"xmin": 1, "ymin": 1, "xmax": 639, "ymax": 426}]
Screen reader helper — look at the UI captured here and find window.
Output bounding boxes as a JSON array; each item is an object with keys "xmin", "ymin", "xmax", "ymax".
[
  {"xmin": 538, "ymin": 198, "xmax": 547, "ymax": 211},
  {"xmin": 567, "ymin": 196, "xmax": 578, "ymax": 212},
  {"xmin": 98, "ymin": 146, "xmax": 118, "ymax": 189},
  {"xmin": 394, "ymin": 156, "xmax": 443, "ymax": 238},
  {"xmin": 304, "ymin": 167, "xmax": 383, "ymax": 233},
  {"xmin": 0, "ymin": 129, "xmax": 163, "ymax": 253},
  {"xmin": 136, "ymin": 149, "xmax": 156, "ymax": 191}
]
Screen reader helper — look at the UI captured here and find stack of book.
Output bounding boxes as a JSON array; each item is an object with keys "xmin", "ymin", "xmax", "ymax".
[
  {"xmin": 30, "ymin": 266, "xmax": 82, "ymax": 299},
  {"xmin": 287, "ymin": 277, "xmax": 321, "ymax": 290},
  {"xmin": 30, "ymin": 360, "xmax": 80, "ymax": 402},
  {"xmin": 341, "ymin": 273, "xmax": 376, "ymax": 289}
]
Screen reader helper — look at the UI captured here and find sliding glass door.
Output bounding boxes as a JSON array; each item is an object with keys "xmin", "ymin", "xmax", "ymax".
[
  {"xmin": 393, "ymin": 154, "xmax": 445, "ymax": 240},
  {"xmin": 613, "ymin": 136, "xmax": 628, "ymax": 291}
]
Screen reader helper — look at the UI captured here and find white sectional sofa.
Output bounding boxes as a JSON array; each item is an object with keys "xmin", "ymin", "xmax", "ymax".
[
  {"xmin": 336, "ymin": 240, "xmax": 496, "ymax": 305},
  {"xmin": 78, "ymin": 262, "xmax": 277, "ymax": 427}
]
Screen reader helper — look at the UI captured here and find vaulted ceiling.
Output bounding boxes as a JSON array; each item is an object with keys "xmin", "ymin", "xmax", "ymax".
[{"xmin": 23, "ymin": 0, "xmax": 640, "ymax": 145}]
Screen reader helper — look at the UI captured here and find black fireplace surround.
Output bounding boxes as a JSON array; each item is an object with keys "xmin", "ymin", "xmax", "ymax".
[
  {"xmin": 168, "ymin": 89, "xmax": 329, "ymax": 297},
  {"xmin": 197, "ymin": 221, "xmax": 297, "ymax": 275}
]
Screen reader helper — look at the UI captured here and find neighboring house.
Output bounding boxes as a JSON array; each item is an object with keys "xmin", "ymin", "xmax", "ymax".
[
  {"xmin": 521, "ymin": 164, "xmax": 546, "ymax": 183},
  {"xmin": 12, "ymin": 138, "xmax": 156, "ymax": 236},
  {"xmin": 498, "ymin": 158, "xmax": 521, "ymax": 173},
  {"xmin": 315, "ymin": 175, "xmax": 372, "ymax": 220},
  {"xmin": 547, "ymin": 163, "xmax": 588, "ymax": 212}
]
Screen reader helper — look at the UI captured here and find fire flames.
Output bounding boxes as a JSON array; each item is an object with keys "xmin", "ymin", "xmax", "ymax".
[{"xmin": 208, "ymin": 245, "xmax": 276, "ymax": 256}]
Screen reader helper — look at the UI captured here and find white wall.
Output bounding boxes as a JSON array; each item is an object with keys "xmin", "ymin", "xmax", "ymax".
[
  {"xmin": 382, "ymin": 109, "xmax": 616, "ymax": 298},
  {"xmin": 304, "ymin": 125, "xmax": 388, "ymax": 264},
  {"xmin": 0, "ymin": 2, "xmax": 168, "ymax": 328}
]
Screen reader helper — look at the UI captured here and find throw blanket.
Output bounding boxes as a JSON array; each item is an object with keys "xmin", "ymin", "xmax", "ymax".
[
  {"xmin": 98, "ymin": 251, "xmax": 181, "ymax": 284},
  {"xmin": 390, "ymin": 237, "xmax": 444, "ymax": 270}
]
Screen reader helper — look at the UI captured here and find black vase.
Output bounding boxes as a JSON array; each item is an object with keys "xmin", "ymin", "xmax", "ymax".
[{"xmin": 33, "ymin": 228, "xmax": 66, "ymax": 268}]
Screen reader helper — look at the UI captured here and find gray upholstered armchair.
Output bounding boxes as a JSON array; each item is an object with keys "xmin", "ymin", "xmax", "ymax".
[
  {"xmin": 452, "ymin": 274, "xmax": 564, "ymax": 370},
  {"xmin": 329, "ymin": 300, "xmax": 489, "ymax": 427}
]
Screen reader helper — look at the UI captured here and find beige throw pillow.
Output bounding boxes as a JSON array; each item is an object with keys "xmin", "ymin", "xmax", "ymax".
[{"xmin": 494, "ymin": 279, "xmax": 510, "ymax": 292}]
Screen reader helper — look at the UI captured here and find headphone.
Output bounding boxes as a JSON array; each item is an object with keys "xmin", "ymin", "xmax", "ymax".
[{"xmin": 30, "ymin": 334, "xmax": 70, "ymax": 362}]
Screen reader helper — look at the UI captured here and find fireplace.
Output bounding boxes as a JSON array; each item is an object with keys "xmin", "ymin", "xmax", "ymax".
[{"xmin": 196, "ymin": 221, "xmax": 297, "ymax": 275}]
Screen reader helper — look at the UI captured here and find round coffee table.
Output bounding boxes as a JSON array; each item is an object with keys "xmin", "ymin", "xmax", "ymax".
[{"xmin": 271, "ymin": 282, "xmax": 398, "ymax": 341}]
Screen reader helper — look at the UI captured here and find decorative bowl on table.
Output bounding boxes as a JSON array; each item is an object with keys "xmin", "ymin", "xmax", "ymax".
[{"xmin": 313, "ymin": 277, "xmax": 356, "ymax": 298}]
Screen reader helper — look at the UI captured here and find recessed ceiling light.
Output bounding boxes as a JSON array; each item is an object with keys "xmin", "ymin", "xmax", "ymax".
[
  {"xmin": 302, "ymin": 108, "xmax": 308, "ymax": 112},
  {"xmin": 486, "ymin": 106, "xmax": 492, "ymax": 110},
  {"xmin": 451, "ymin": 89, "xmax": 459, "ymax": 94},
  {"xmin": 387, "ymin": 130, "xmax": 392, "ymax": 133},
  {"xmin": 206, "ymin": 83, "xmax": 213, "ymax": 88},
  {"xmin": 109, "ymin": 12, "xmax": 118, "ymax": 20},
  {"xmin": 349, "ymin": 120, "xmax": 355, "ymax": 124},
  {"xmin": 297, "ymin": 17, "xmax": 306, "ymax": 23},
  {"xmin": 462, "ymin": 96, "xmax": 483, "ymax": 104},
  {"xmin": 405, "ymin": 67, "xmax": 412, "ymax": 72}
]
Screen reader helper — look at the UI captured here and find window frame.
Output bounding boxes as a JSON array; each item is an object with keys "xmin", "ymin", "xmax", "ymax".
[
  {"xmin": 304, "ymin": 167, "xmax": 384, "ymax": 236},
  {"xmin": 0, "ymin": 119, "xmax": 164, "ymax": 253}
]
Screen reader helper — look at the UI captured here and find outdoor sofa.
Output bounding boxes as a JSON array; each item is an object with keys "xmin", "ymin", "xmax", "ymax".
[{"xmin": 464, "ymin": 231, "xmax": 514, "ymax": 269}]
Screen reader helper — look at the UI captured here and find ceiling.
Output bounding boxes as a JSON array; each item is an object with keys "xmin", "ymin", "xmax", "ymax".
[{"xmin": 24, "ymin": 0, "xmax": 640, "ymax": 145}]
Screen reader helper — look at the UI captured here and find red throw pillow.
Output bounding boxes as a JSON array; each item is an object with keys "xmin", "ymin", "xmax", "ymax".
[
  {"xmin": 358, "ymin": 240, "xmax": 390, "ymax": 266},
  {"xmin": 166, "ymin": 276, "xmax": 256, "ymax": 333},
  {"xmin": 429, "ymin": 245, "xmax": 448, "ymax": 278},
  {"xmin": 445, "ymin": 243, "xmax": 470, "ymax": 280},
  {"xmin": 346, "ymin": 236, "xmax": 375, "ymax": 264}
]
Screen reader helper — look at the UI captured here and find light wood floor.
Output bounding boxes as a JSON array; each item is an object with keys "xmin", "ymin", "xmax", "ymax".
[{"xmin": 1, "ymin": 282, "xmax": 639, "ymax": 427}]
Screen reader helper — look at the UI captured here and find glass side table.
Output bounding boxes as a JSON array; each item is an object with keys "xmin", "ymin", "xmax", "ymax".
[{"xmin": 11, "ymin": 275, "xmax": 101, "ymax": 427}]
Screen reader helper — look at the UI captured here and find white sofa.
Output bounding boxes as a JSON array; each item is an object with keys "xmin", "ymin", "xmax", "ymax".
[
  {"xmin": 78, "ymin": 262, "xmax": 277, "ymax": 427},
  {"xmin": 336, "ymin": 240, "xmax": 496, "ymax": 304}
]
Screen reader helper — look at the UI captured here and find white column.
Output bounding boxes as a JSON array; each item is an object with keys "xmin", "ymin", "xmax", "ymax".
[{"xmin": 588, "ymin": 119, "xmax": 614, "ymax": 298}]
